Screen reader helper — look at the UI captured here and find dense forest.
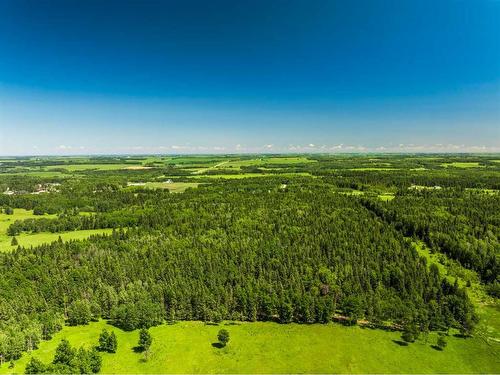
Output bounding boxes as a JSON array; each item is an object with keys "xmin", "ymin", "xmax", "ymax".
[{"xmin": 0, "ymin": 155, "xmax": 498, "ymax": 365}]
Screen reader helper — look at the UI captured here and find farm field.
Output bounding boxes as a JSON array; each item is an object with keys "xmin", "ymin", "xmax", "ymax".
[
  {"xmin": 348, "ymin": 167, "xmax": 399, "ymax": 171},
  {"xmin": 45, "ymin": 163, "xmax": 143, "ymax": 171},
  {"xmin": 2, "ymin": 320, "xmax": 498, "ymax": 374},
  {"xmin": 127, "ymin": 182, "xmax": 200, "ymax": 193},
  {"xmin": 221, "ymin": 157, "xmax": 317, "ymax": 168},
  {"xmin": 440, "ymin": 162, "xmax": 485, "ymax": 168},
  {"xmin": 187, "ymin": 172, "xmax": 312, "ymax": 179}
]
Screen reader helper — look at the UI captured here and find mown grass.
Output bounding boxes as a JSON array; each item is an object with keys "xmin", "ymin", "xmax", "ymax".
[{"xmin": 2, "ymin": 320, "xmax": 498, "ymax": 374}]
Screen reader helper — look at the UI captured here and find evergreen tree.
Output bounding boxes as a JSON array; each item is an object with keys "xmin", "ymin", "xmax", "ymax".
[
  {"xmin": 217, "ymin": 329, "xmax": 230, "ymax": 347},
  {"xmin": 98, "ymin": 329, "xmax": 110, "ymax": 352},
  {"xmin": 53, "ymin": 339, "xmax": 75, "ymax": 365},
  {"xmin": 138, "ymin": 329, "xmax": 152, "ymax": 352},
  {"xmin": 25, "ymin": 357, "xmax": 46, "ymax": 374},
  {"xmin": 437, "ymin": 335, "xmax": 447, "ymax": 350},
  {"xmin": 108, "ymin": 332, "xmax": 118, "ymax": 353}
]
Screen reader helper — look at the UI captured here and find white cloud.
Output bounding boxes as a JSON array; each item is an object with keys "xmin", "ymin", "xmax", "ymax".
[{"xmin": 171, "ymin": 145, "xmax": 188, "ymax": 150}]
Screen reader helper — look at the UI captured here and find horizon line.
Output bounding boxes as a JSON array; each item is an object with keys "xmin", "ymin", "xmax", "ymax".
[{"xmin": 2, "ymin": 151, "xmax": 500, "ymax": 158}]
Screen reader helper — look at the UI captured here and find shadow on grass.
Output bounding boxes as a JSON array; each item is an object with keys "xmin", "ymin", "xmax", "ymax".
[
  {"xmin": 392, "ymin": 340, "xmax": 409, "ymax": 346},
  {"xmin": 224, "ymin": 321, "xmax": 241, "ymax": 326},
  {"xmin": 431, "ymin": 345, "xmax": 443, "ymax": 351},
  {"xmin": 132, "ymin": 346, "xmax": 144, "ymax": 353},
  {"xmin": 205, "ymin": 322, "xmax": 220, "ymax": 326},
  {"xmin": 211, "ymin": 342, "xmax": 224, "ymax": 349}
]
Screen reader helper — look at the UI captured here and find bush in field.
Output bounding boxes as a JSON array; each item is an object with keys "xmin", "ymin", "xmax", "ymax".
[
  {"xmin": 98, "ymin": 329, "xmax": 118, "ymax": 353},
  {"xmin": 138, "ymin": 329, "xmax": 153, "ymax": 352},
  {"xmin": 437, "ymin": 335, "xmax": 447, "ymax": 350},
  {"xmin": 217, "ymin": 329, "xmax": 230, "ymax": 347}
]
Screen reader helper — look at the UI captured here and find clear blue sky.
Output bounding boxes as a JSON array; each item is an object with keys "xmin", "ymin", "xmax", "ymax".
[{"xmin": 0, "ymin": 0, "xmax": 499, "ymax": 155}]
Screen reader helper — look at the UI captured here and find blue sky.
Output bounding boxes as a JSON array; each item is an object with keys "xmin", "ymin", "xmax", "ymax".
[{"xmin": 0, "ymin": 0, "xmax": 499, "ymax": 155}]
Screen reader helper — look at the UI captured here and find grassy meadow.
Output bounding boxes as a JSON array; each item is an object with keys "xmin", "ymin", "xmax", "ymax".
[
  {"xmin": 440, "ymin": 162, "xmax": 485, "ymax": 168},
  {"xmin": 133, "ymin": 182, "xmax": 200, "ymax": 193},
  {"xmin": 0, "ymin": 209, "xmax": 112, "ymax": 252},
  {"xmin": 2, "ymin": 320, "xmax": 498, "ymax": 374}
]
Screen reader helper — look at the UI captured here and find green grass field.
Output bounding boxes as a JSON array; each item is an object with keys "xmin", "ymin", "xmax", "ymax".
[
  {"xmin": 188, "ymin": 157, "xmax": 316, "ymax": 174},
  {"xmin": 348, "ymin": 167, "xmax": 399, "ymax": 171},
  {"xmin": 45, "ymin": 163, "xmax": 146, "ymax": 171},
  {"xmin": 0, "ymin": 228, "xmax": 113, "ymax": 252},
  {"xmin": 2, "ymin": 320, "xmax": 498, "ymax": 374},
  {"xmin": 141, "ymin": 182, "xmax": 200, "ymax": 192},
  {"xmin": 0, "ymin": 209, "xmax": 56, "ymax": 233},
  {"xmin": 187, "ymin": 172, "xmax": 312, "ymax": 179},
  {"xmin": 222, "ymin": 157, "xmax": 316, "ymax": 168},
  {"xmin": 0, "ymin": 209, "xmax": 112, "ymax": 252},
  {"xmin": 0, "ymin": 171, "xmax": 68, "ymax": 177},
  {"xmin": 0, "ymin": 209, "xmax": 57, "ymax": 249},
  {"xmin": 378, "ymin": 193, "xmax": 395, "ymax": 201},
  {"xmin": 440, "ymin": 162, "xmax": 485, "ymax": 168}
]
